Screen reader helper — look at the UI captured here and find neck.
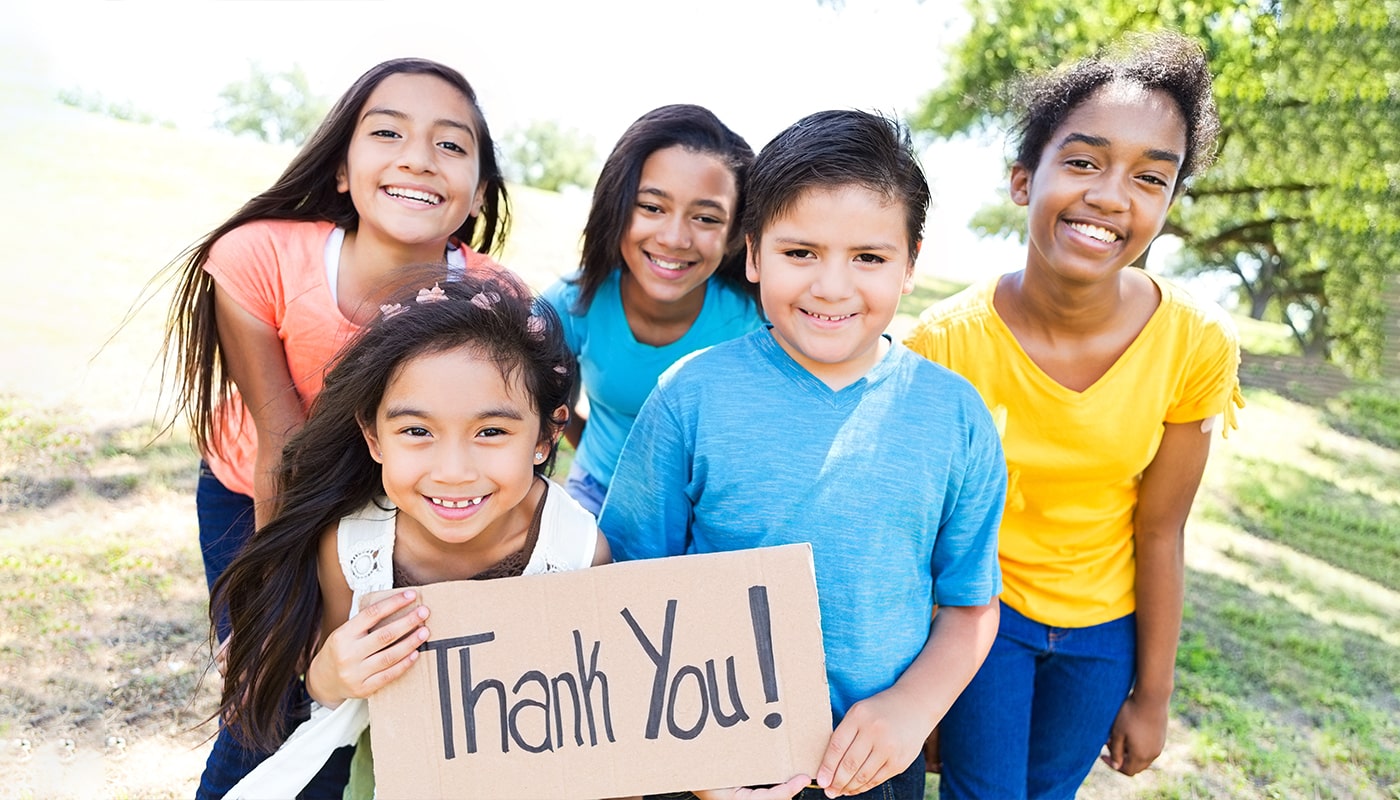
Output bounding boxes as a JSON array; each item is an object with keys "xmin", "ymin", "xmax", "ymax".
[
  {"xmin": 1005, "ymin": 268, "xmax": 1133, "ymax": 336},
  {"xmin": 619, "ymin": 271, "xmax": 707, "ymax": 346}
]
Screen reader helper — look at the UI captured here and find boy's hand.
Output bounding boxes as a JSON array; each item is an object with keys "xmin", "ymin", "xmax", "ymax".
[
  {"xmin": 693, "ymin": 774, "xmax": 811, "ymax": 800},
  {"xmin": 306, "ymin": 590, "xmax": 430, "ymax": 707},
  {"xmin": 816, "ymin": 689, "xmax": 929, "ymax": 797},
  {"xmin": 1101, "ymin": 692, "xmax": 1168, "ymax": 776}
]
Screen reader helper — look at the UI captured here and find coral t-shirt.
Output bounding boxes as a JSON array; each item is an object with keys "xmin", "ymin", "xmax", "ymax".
[{"xmin": 202, "ymin": 219, "xmax": 497, "ymax": 496}]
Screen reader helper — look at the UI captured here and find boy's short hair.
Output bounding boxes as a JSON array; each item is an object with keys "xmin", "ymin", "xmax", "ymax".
[{"xmin": 741, "ymin": 109, "xmax": 931, "ymax": 255}]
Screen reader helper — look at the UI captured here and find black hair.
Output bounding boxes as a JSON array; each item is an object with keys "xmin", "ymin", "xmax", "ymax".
[
  {"xmin": 163, "ymin": 57, "xmax": 511, "ymax": 462},
  {"xmin": 209, "ymin": 266, "xmax": 575, "ymax": 751},
  {"xmin": 741, "ymin": 109, "xmax": 931, "ymax": 255},
  {"xmin": 1010, "ymin": 30, "xmax": 1221, "ymax": 195},
  {"xmin": 571, "ymin": 104, "xmax": 756, "ymax": 312}
]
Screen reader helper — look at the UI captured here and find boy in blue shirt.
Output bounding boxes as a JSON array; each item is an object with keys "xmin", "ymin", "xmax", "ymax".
[{"xmin": 600, "ymin": 109, "xmax": 1006, "ymax": 800}]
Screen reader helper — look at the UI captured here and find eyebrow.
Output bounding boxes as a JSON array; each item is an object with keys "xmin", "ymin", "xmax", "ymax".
[
  {"xmin": 1057, "ymin": 132, "xmax": 1181, "ymax": 165},
  {"xmin": 638, "ymin": 185, "xmax": 729, "ymax": 213},
  {"xmin": 382, "ymin": 405, "xmax": 525, "ymax": 422},
  {"xmin": 361, "ymin": 107, "xmax": 478, "ymax": 141}
]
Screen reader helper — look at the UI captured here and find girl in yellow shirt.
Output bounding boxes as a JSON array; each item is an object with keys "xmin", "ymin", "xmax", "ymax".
[{"xmin": 906, "ymin": 31, "xmax": 1243, "ymax": 800}]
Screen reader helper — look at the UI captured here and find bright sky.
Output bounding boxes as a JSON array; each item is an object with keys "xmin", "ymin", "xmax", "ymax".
[{"xmin": 9, "ymin": 0, "xmax": 1023, "ymax": 281}]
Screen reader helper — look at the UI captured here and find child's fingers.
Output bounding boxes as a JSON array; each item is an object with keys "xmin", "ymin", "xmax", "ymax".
[
  {"xmin": 355, "ymin": 590, "xmax": 423, "ymax": 633},
  {"xmin": 359, "ymin": 626, "xmax": 431, "ymax": 695},
  {"xmin": 817, "ymin": 727, "xmax": 880, "ymax": 797}
]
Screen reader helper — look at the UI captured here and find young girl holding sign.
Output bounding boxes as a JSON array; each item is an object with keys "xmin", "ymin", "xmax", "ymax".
[
  {"xmin": 211, "ymin": 269, "xmax": 611, "ymax": 798},
  {"xmin": 905, "ymin": 31, "xmax": 1242, "ymax": 798}
]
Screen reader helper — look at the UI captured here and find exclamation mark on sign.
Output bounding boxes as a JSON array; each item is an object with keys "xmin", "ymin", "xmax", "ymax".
[{"xmin": 748, "ymin": 585, "xmax": 782, "ymax": 729}]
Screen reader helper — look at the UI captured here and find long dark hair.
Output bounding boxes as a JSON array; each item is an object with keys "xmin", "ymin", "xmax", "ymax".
[
  {"xmin": 210, "ymin": 267, "xmax": 575, "ymax": 751},
  {"xmin": 571, "ymin": 104, "xmax": 755, "ymax": 312},
  {"xmin": 162, "ymin": 57, "xmax": 511, "ymax": 460}
]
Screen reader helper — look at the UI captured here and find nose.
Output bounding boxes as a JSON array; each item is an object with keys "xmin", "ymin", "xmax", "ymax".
[
  {"xmin": 398, "ymin": 135, "xmax": 437, "ymax": 174},
  {"xmin": 432, "ymin": 440, "xmax": 479, "ymax": 483},
  {"xmin": 809, "ymin": 258, "xmax": 854, "ymax": 301},
  {"xmin": 654, "ymin": 213, "xmax": 691, "ymax": 250},
  {"xmin": 1084, "ymin": 169, "xmax": 1130, "ymax": 213}
]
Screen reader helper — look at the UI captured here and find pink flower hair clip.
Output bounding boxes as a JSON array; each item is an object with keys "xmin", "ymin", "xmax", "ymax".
[
  {"xmin": 526, "ymin": 314, "xmax": 547, "ymax": 340},
  {"xmin": 416, "ymin": 282, "xmax": 448, "ymax": 305},
  {"xmin": 470, "ymin": 291, "xmax": 501, "ymax": 310},
  {"xmin": 379, "ymin": 303, "xmax": 406, "ymax": 320}
]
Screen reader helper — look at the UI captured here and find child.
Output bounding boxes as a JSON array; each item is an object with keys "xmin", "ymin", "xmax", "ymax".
[
  {"xmin": 903, "ymin": 32, "xmax": 1243, "ymax": 799},
  {"xmin": 542, "ymin": 104, "xmax": 763, "ymax": 516},
  {"xmin": 159, "ymin": 57, "xmax": 509, "ymax": 798},
  {"xmin": 211, "ymin": 269, "xmax": 611, "ymax": 799},
  {"xmin": 600, "ymin": 110, "xmax": 1007, "ymax": 800}
]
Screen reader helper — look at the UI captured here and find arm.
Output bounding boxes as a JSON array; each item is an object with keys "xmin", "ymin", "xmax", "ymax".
[
  {"xmin": 1103, "ymin": 420, "xmax": 1212, "ymax": 776},
  {"xmin": 213, "ymin": 285, "xmax": 306, "ymax": 527},
  {"xmin": 591, "ymin": 529, "xmax": 613, "ymax": 566},
  {"xmin": 304, "ymin": 528, "xmax": 431, "ymax": 708},
  {"xmin": 816, "ymin": 601, "xmax": 1000, "ymax": 797}
]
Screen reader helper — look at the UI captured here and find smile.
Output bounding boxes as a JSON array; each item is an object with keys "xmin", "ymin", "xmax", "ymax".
[
  {"xmin": 385, "ymin": 186, "xmax": 443, "ymax": 206},
  {"xmin": 802, "ymin": 309, "xmax": 854, "ymax": 322},
  {"xmin": 1067, "ymin": 222, "xmax": 1119, "ymax": 243},
  {"xmin": 647, "ymin": 252, "xmax": 694, "ymax": 272},
  {"xmin": 428, "ymin": 495, "xmax": 483, "ymax": 509}
]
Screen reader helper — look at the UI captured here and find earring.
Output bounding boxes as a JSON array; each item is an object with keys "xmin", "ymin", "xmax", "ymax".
[{"xmin": 534, "ymin": 451, "xmax": 544, "ymax": 462}]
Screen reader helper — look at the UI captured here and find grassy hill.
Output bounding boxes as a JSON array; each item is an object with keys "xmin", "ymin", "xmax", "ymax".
[{"xmin": 1, "ymin": 81, "xmax": 1396, "ymax": 799}]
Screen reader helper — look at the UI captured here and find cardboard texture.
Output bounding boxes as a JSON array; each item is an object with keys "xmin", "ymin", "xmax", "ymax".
[{"xmin": 368, "ymin": 543, "xmax": 829, "ymax": 799}]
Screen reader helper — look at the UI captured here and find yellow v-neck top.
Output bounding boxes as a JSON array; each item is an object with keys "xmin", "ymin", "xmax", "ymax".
[{"xmin": 905, "ymin": 272, "xmax": 1242, "ymax": 627}]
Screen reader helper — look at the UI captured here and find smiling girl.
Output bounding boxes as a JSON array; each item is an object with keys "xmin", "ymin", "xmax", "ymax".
[
  {"xmin": 905, "ymin": 32, "xmax": 1244, "ymax": 799},
  {"xmin": 157, "ymin": 57, "xmax": 510, "ymax": 798},
  {"xmin": 541, "ymin": 105, "xmax": 763, "ymax": 515}
]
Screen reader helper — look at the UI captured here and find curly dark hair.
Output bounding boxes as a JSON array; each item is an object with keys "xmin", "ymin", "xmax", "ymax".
[
  {"xmin": 210, "ymin": 266, "xmax": 575, "ymax": 751},
  {"xmin": 1010, "ymin": 30, "xmax": 1221, "ymax": 195}
]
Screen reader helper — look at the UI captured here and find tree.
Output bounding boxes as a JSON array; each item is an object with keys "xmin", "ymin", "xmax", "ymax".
[
  {"xmin": 501, "ymin": 120, "xmax": 599, "ymax": 192},
  {"xmin": 216, "ymin": 63, "xmax": 329, "ymax": 146},
  {"xmin": 914, "ymin": 0, "xmax": 1399, "ymax": 373}
]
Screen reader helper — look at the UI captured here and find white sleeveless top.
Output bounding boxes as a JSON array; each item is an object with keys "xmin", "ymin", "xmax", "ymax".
[{"xmin": 225, "ymin": 478, "xmax": 598, "ymax": 799}]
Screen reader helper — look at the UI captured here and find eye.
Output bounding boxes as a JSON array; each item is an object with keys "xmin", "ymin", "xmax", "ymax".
[
  {"xmin": 438, "ymin": 141, "xmax": 467, "ymax": 154},
  {"xmin": 1138, "ymin": 173, "xmax": 1170, "ymax": 188},
  {"xmin": 637, "ymin": 202, "xmax": 663, "ymax": 215},
  {"xmin": 1065, "ymin": 158, "xmax": 1096, "ymax": 170},
  {"xmin": 400, "ymin": 426, "xmax": 430, "ymax": 438},
  {"xmin": 782, "ymin": 248, "xmax": 815, "ymax": 260},
  {"xmin": 370, "ymin": 129, "xmax": 401, "ymax": 140},
  {"xmin": 695, "ymin": 214, "xmax": 725, "ymax": 226},
  {"xmin": 854, "ymin": 253, "xmax": 887, "ymax": 265},
  {"xmin": 477, "ymin": 426, "xmax": 509, "ymax": 438}
]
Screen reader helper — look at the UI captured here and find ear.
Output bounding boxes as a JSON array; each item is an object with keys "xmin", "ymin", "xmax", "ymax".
[
  {"xmin": 469, "ymin": 182, "xmax": 486, "ymax": 218},
  {"xmin": 902, "ymin": 246, "xmax": 919, "ymax": 295},
  {"xmin": 336, "ymin": 161, "xmax": 350, "ymax": 194},
  {"xmin": 360, "ymin": 417, "xmax": 384, "ymax": 464},
  {"xmin": 744, "ymin": 235, "xmax": 760, "ymax": 283},
  {"xmin": 1009, "ymin": 162, "xmax": 1031, "ymax": 207}
]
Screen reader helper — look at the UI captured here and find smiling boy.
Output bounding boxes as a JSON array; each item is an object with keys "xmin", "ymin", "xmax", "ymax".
[{"xmin": 600, "ymin": 110, "xmax": 1007, "ymax": 800}]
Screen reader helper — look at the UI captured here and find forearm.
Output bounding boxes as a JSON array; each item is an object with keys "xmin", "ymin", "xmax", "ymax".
[
  {"xmin": 887, "ymin": 601, "xmax": 1000, "ymax": 727},
  {"xmin": 1132, "ymin": 523, "xmax": 1184, "ymax": 704}
]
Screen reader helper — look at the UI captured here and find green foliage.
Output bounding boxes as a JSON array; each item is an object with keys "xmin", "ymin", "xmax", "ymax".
[
  {"xmin": 915, "ymin": 0, "xmax": 1400, "ymax": 375},
  {"xmin": 216, "ymin": 62, "xmax": 328, "ymax": 146},
  {"xmin": 501, "ymin": 119, "xmax": 599, "ymax": 192},
  {"xmin": 54, "ymin": 87, "xmax": 171, "ymax": 127},
  {"xmin": 1324, "ymin": 384, "xmax": 1400, "ymax": 448}
]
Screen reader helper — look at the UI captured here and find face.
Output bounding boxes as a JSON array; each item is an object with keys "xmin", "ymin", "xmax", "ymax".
[
  {"xmin": 619, "ymin": 145, "xmax": 739, "ymax": 310},
  {"xmin": 361, "ymin": 347, "xmax": 555, "ymax": 554},
  {"xmin": 337, "ymin": 72, "xmax": 486, "ymax": 255},
  {"xmin": 746, "ymin": 185, "xmax": 916, "ymax": 389},
  {"xmin": 1011, "ymin": 83, "xmax": 1187, "ymax": 285}
]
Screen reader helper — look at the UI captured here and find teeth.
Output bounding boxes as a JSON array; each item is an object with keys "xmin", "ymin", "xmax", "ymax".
[
  {"xmin": 429, "ymin": 496, "xmax": 483, "ymax": 509},
  {"xmin": 386, "ymin": 187, "xmax": 442, "ymax": 205},
  {"xmin": 807, "ymin": 311, "xmax": 853, "ymax": 322},
  {"xmin": 1068, "ymin": 222, "xmax": 1118, "ymax": 243},
  {"xmin": 649, "ymin": 254, "xmax": 690, "ymax": 271}
]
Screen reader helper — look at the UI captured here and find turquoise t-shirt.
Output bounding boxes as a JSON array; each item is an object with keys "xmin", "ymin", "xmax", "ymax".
[
  {"xmin": 600, "ymin": 329, "xmax": 1006, "ymax": 722},
  {"xmin": 541, "ymin": 269, "xmax": 762, "ymax": 490}
]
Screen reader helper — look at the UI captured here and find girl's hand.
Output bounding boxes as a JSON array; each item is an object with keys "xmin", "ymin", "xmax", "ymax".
[
  {"xmin": 306, "ymin": 590, "xmax": 430, "ymax": 708},
  {"xmin": 693, "ymin": 774, "xmax": 812, "ymax": 800},
  {"xmin": 815, "ymin": 689, "xmax": 928, "ymax": 797},
  {"xmin": 1102, "ymin": 692, "xmax": 1169, "ymax": 776}
]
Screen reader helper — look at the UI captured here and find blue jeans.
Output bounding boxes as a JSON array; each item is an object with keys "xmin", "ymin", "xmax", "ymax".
[
  {"xmin": 564, "ymin": 464, "xmax": 608, "ymax": 518},
  {"xmin": 194, "ymin": 463, "xmax": 353, "ymax": 799},
  {"xmin": 937, "ymin": 605, "xmax": 1136, "ymax": 800},
  {"xmin": 646, "ymin": 752, "xmax": 925, "ymax": 800}
]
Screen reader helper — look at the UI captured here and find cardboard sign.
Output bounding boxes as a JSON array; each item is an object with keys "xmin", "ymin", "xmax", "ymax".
[{"xmin": 368, "ymin": 543, "xmax": 830, "ymax": 799}]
